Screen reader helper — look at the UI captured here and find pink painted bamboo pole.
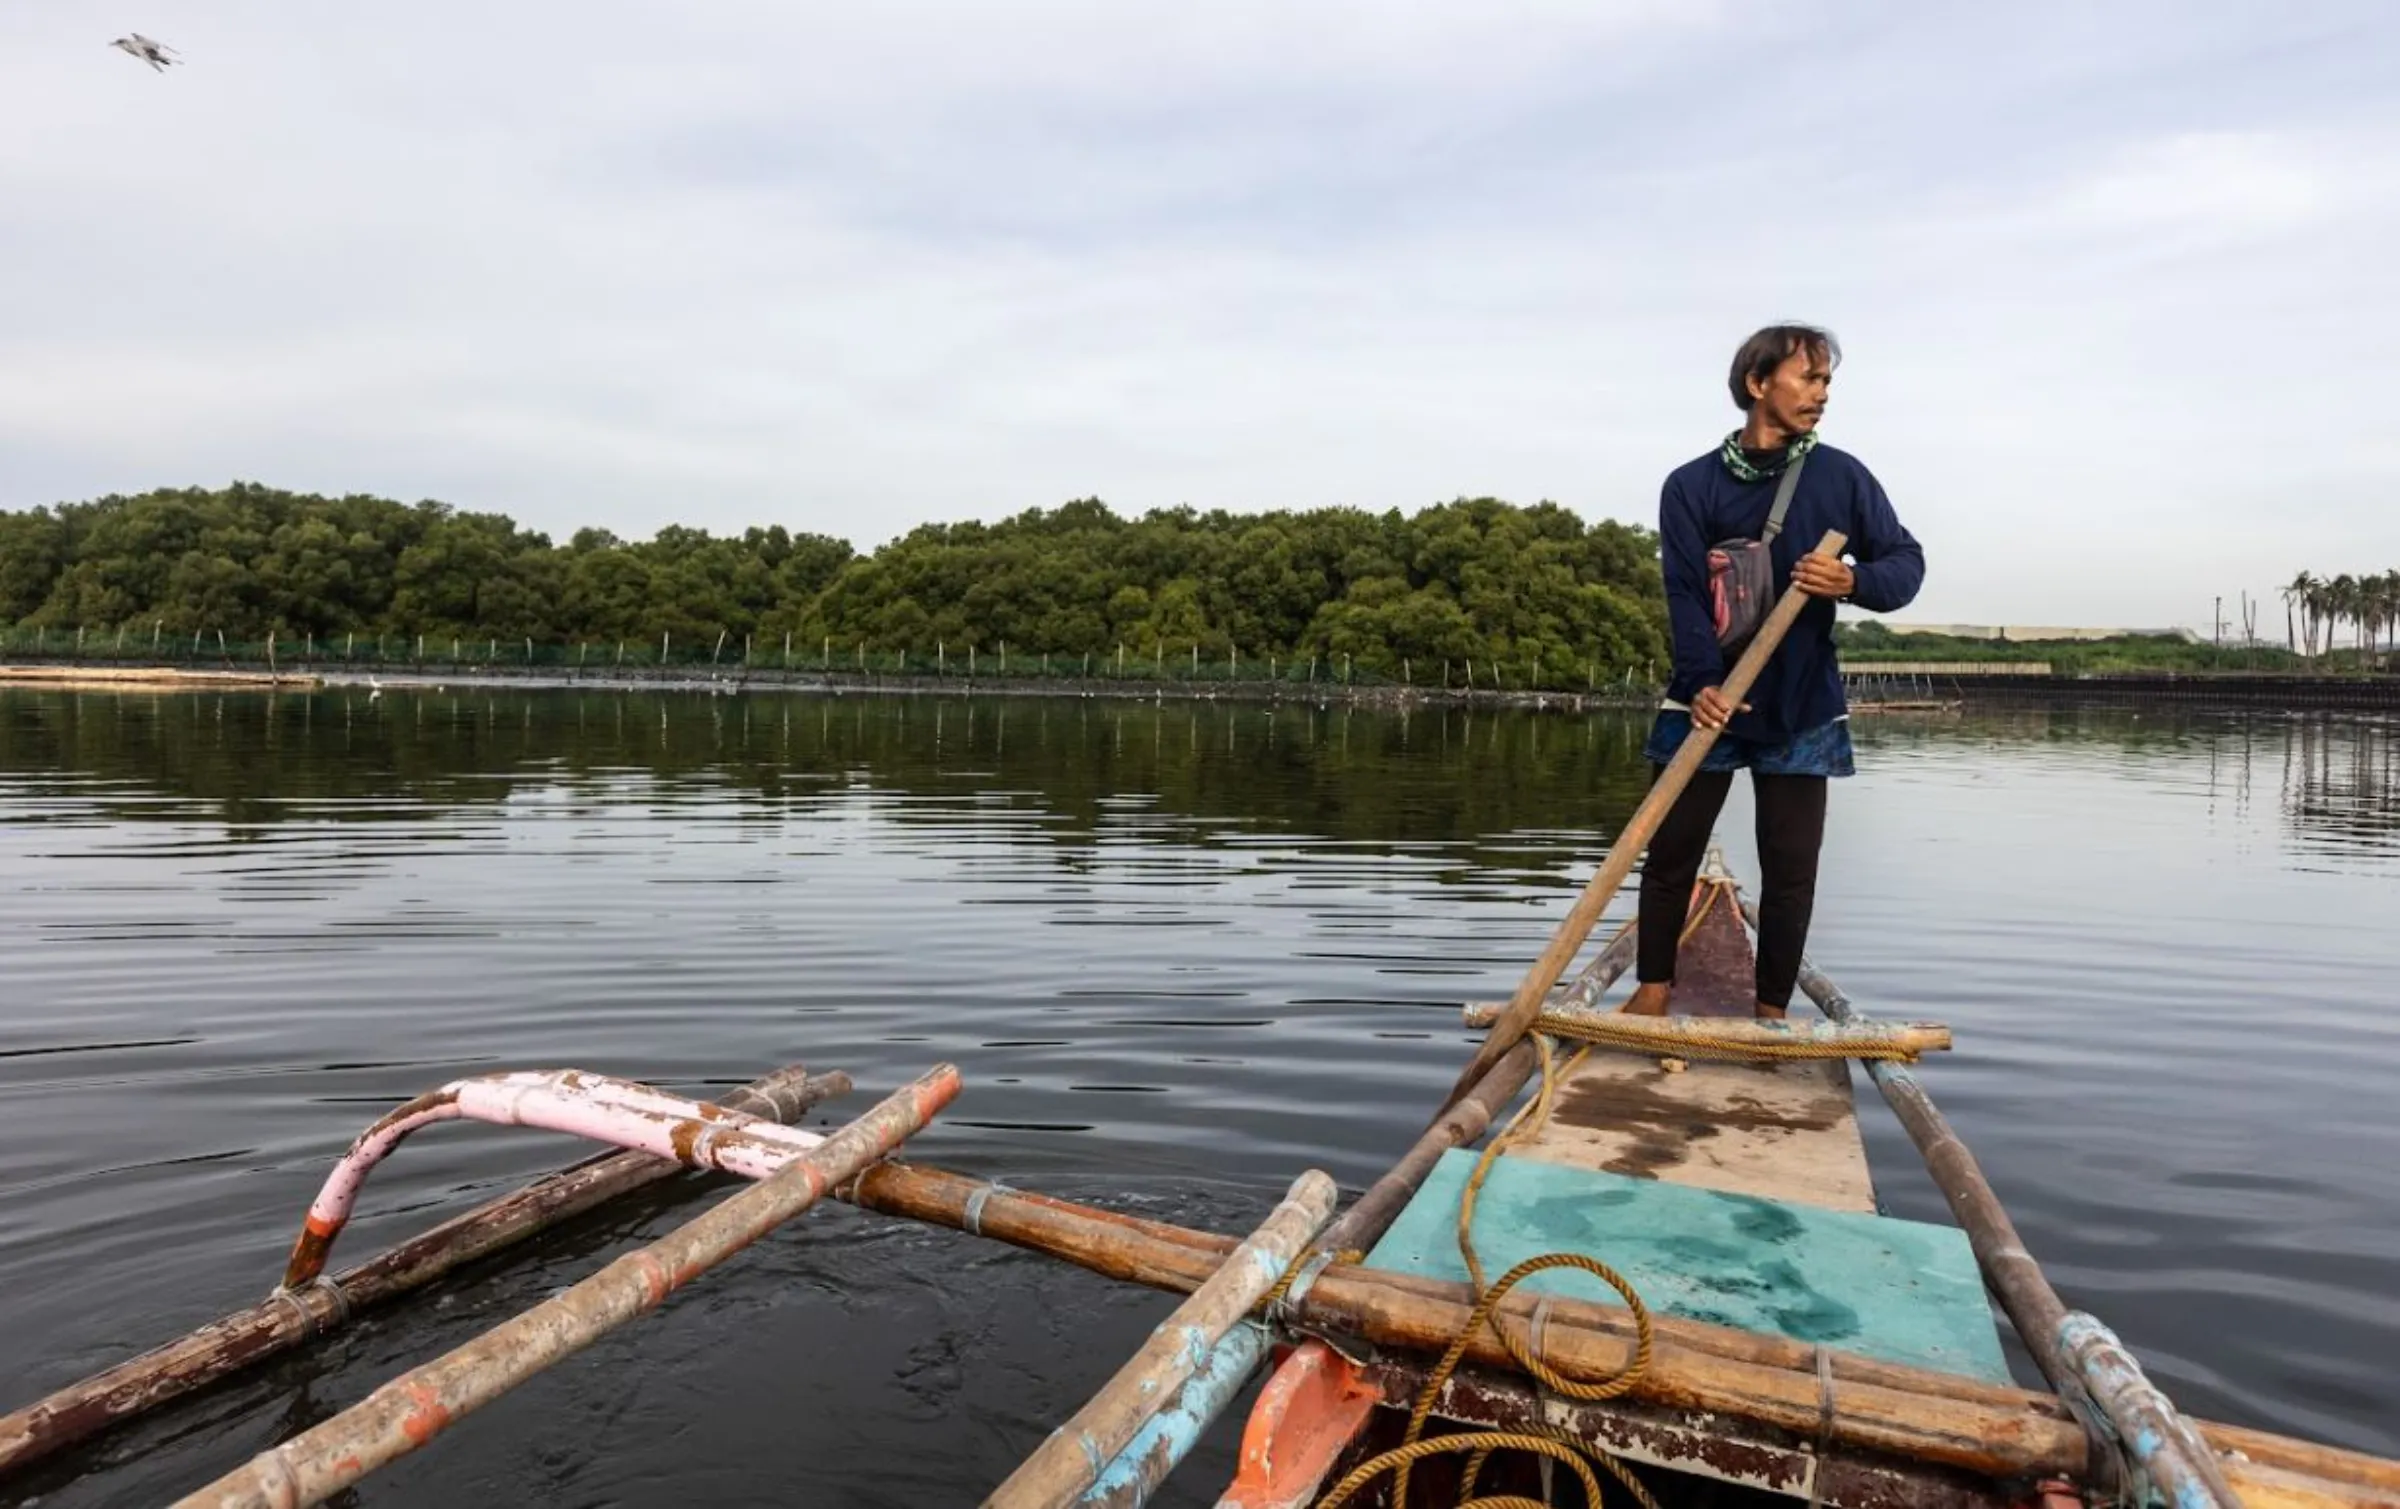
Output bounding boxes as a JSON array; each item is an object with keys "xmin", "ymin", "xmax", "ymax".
[
  {"xmin": 176, "ymin": 1063, "xmax": 960, "ymax": 1509},
  {"xmin": 0, "ymin": 1064, "xmax": 844, "ymax": 1481},
  {"xmin": 281, "ymin": 1068, "xmax": 827, "ymax": 1288}
]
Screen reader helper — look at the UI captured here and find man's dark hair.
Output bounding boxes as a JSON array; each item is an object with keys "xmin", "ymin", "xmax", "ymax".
[{"xmin": 1728, "ymin": 324, "xmax": 1841, "ymax": 411}]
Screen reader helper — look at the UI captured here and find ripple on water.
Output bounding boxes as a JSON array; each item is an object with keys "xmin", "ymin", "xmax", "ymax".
[{"xmin": 0, "ymin": 692, "xmax": 2394, "ymax": 1506}]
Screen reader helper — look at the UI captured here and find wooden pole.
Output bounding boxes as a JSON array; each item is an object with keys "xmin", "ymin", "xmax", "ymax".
[
  {"xmin": 1456, "ymin": 1002, "xmax": 1952, "ymax": 1057},
  {"xmin": 981, "ymin": 1171, "xmax": 1338, "ymax": 1508},
  {"xmin": 0, "ymin": 1065, "xmax": 848, "ymax": 1479},
  {"xmin": 174, "ymin": 1066, "xmax": 961, "ymax": 1509},
  {"xmin": 1434, "ymin": 529, "xmax": 1846, "ymax": 1117},
  {"xmin": 1320, "ymin": 920, "xmax": 1636, "ymax": 1255},
  {"xmin": 840, "ymin": 1156, "xmax": 2399, "ymax": 1503},
  {"xmin": 844, "ymin": 1158, "xmax": 2084, "ymax": 1480}
]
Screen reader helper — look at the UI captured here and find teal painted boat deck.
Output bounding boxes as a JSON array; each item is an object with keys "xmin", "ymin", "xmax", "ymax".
[{"xmin": 1366, "ymin": 1148, "xmax": 2011, "ymax": 1385}]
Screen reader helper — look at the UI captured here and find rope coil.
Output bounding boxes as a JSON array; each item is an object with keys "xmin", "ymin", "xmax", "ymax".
[{"xmin": 1324, "ymin": 1034, "xmax": 1666, "ymax": 1509}]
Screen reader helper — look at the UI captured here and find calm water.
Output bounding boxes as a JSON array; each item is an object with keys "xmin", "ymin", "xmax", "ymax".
[{"xmin": 1, "ymin": 688, "xmax": 2395, "ymax": 1506}]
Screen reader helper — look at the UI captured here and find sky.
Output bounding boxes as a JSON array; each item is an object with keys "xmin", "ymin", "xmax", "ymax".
[{"xmin": 2, "ymin": 2, "xmax": 2395, "ymax": 629}]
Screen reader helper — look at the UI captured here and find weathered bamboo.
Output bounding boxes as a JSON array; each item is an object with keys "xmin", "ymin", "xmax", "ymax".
[
  {"xmin": 1458, "ymin": 1001, "xmax": 1952, "ymax": 1056},
  {"xmin": 1319, "ymin": 1040, "xmax": 1538, "ymax": 1257},
  {"xmin": 1070, "ymin": 1020, "xmax": 1583, "ymax": 1509},
  {"xmin": 1437, "ymin": 529, "xmax": 1849, "ymax": 1117},
  {"xmin": 2060, "ymin": 1313, "xmax": 2245, "ymax": 1509},
  {"xmin": 0, "ymin": 1064, "xmax": 847, "ymax": 1481},
  {"xmin": 1205, "ymin": 918, "xmax": 1643, "ymax": 1507},
  {"xmin": 1078, "ymin": 1321, "xmax": 1277, "ymax": 1508},
  {"xmin": 985, "ymin": 1170, "xmax": 1339, "ymax": 1508},
  {"xmin": 841, "ymin": 1155, "xmax": 2400, "ymax": 1504},
  {"xmin": 174, "ymin": 1064, "xmax": 960, "ymax": 1509},
  {"xmin": 1314, "ymin": 921, "xmax": 1642, "ymax": 1259},
  {"xmin": 842, "ymin": 1157, "xmax": 2081, "ymax": 1479},
  {"xmin": 1763, "ymin": 908, "xmax": 2242, "ymax": 1508},
  {"xmin": 282, "ymin": 1067, "xmax": 837, "ymax": 1288}
]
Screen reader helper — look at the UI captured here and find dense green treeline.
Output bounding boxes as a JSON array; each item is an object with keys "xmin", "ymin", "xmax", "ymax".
[{"xmin": 0, "ymin": 484, "xmax": 1668, "ymax": 682}]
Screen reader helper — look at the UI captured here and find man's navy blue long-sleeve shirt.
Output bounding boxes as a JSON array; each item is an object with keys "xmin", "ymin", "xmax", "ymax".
[{"xmin": 1659, "ymin": 443, "xmax": 1924, "ymax": 745}]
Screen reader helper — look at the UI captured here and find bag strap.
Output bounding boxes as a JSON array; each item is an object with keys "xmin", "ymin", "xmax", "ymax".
[{"xmin": 1761, "ymin": 449, "xmax": 1808, "ymax": 544}]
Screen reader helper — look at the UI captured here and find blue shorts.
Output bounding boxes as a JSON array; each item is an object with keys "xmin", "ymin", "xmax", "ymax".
[{"xmin": 1643, "ymin": 711, "xmax": 1855, "ymax": 778}]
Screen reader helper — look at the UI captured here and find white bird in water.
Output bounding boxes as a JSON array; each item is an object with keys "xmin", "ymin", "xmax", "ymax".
[{"xmin": 110, "ymin": 33, "xmax": 179, "ymax": 71}]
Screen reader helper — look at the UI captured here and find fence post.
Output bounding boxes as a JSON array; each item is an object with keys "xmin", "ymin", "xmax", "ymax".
[
  {"xmin": 662, "ymin": 631, "xmax": 670, "ymax": 665},
  {"xmin": 267, "ymin": 631, "xmax": 276, "ymax": 672},
  {"xmin": 154, "ymin": 621, "xmax": 163, "ymax": 653}
]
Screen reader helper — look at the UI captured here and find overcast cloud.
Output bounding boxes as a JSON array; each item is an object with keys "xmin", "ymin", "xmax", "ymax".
[{"xmin": 3, "ymin": 1, "xmax": 2394, "ymax": 627}]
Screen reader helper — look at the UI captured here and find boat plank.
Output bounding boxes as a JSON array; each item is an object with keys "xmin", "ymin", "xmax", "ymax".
[{"xmin": 1505, "ymin": 866, "xmax": 1878, "ymax": 1215}]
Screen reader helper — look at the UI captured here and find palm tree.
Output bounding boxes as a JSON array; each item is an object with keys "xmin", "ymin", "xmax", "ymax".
[
  {"xmin": 2283, "ymin": 572, "xmax": 2315, "ymax": 655},
  {"xmin": 2327, "ymin": 575, "xmax": 2358, "ymax": 658}
]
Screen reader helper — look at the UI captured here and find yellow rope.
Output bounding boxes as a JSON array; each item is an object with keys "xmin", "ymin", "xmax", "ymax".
[
  {"xmin": 1310, "ymin": 882, "xmax": 1749, "ymax": 1507},
  {"xmin": 1327, "ymin": 1033, "xmax": 1664, "ymax": 1509}
]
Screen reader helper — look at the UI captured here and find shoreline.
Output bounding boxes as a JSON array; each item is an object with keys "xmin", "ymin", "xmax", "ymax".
[{"xmin": 2, "ymin": 659, "xmax": 2393, "ymax": 711}]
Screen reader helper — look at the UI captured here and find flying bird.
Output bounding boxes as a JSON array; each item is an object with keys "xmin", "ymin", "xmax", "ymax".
[{"xmin": 109, "ymin": 33, "xmax": 179, "ymax": 71}]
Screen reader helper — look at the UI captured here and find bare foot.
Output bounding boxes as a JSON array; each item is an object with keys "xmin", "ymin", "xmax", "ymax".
[
  {"xmin": 1623, "ymin": 982, "xmax": 1672, "ymax": 1016},
  {"xmin": 1754, "ymin": 1001, "xmax": 1789, "ymax": 1021}
]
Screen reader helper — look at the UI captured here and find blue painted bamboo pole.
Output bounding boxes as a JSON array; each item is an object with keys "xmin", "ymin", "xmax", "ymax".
[
  {"xmin": 2058, "ymin": 1313, "xmax": 2237, "ymax": 1509},
  {"xmin": 1076, "ymin": 1322, "xmax": 1271, "ymax": 1509},
  {"xmin": 984, "ymin": 1171, "xmax": 1338, "ymax": 1509}
]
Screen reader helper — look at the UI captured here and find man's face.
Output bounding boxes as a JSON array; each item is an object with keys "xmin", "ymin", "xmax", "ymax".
[{"xmin": 1749, "ymin": 345, "xmax": 1832, "ymax": 435}]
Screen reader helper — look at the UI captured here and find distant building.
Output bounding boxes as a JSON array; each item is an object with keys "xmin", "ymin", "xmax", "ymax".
[{"xmin": 1877, "ymin": 623, "xmax": 2202, "ymax": 645}]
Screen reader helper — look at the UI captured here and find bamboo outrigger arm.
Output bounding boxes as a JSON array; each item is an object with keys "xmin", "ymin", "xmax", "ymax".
[
  {"xmin": 0, "ymin": 1061, "xmax": 849, "ymax": 1481},
  {"xmin": 173, "ymin": 1064, "xmax": 962, "ymax": 1509},
  {"xmin": 1458, "ymin": 1000, "xmax": 1953, "ymax": 1059},
  {"xmin": 1756, "ymin": 898, "xmax": 2245, "ymax": 1509},
  {"xmin": 280, "ymin": 1067, "xmax": 836, "ymax": 1290}
]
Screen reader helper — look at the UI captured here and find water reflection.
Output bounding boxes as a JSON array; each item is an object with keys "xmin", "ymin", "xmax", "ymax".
[{"xmin": 5, "ymin": 690, "xmax": 2397, "ymax": 870}]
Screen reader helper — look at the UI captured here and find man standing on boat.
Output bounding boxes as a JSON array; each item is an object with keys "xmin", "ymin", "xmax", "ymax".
[{"xmin": 1623, "ymin": 325, "xmax": 1924, "ymax": 1021}]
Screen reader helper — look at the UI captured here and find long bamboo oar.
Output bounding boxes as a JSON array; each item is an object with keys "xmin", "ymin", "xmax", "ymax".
[{"xmin": 1433, "ymin": 529, "xmax": 1848, "ymax": 1118}]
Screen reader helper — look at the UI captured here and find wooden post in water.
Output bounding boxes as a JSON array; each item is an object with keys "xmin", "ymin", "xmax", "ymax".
[{"xmin": 1435, "ymin": 530, "xmax": 1845, "ymax": 1117}]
